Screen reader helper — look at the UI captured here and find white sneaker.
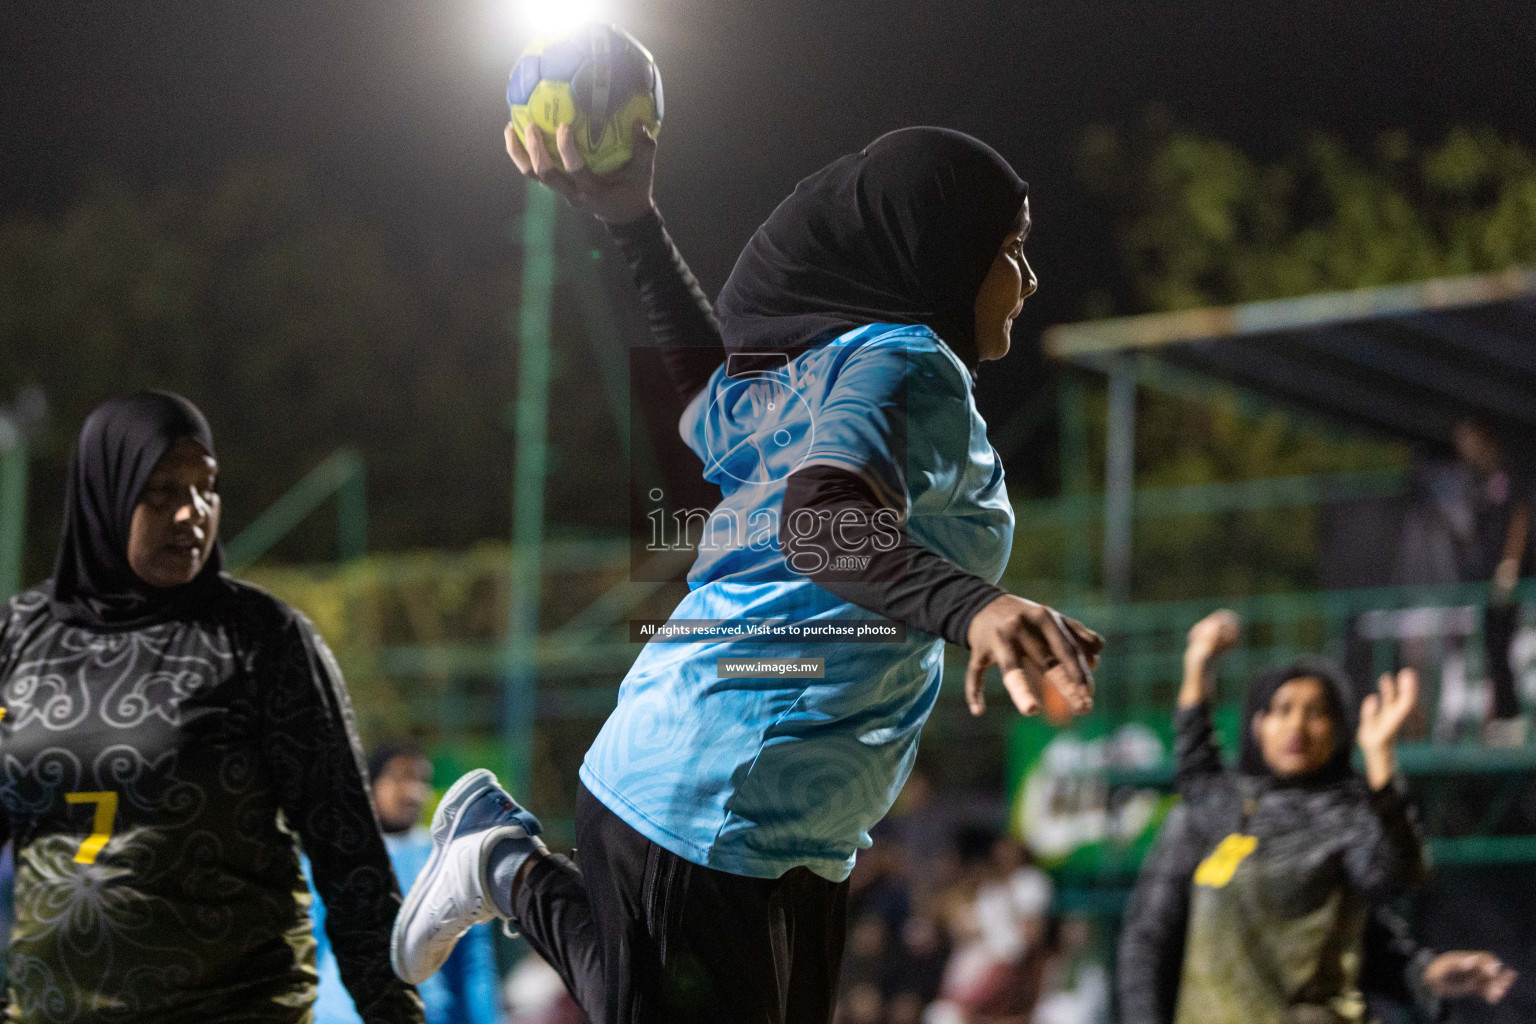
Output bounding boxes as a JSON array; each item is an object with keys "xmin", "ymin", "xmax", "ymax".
[{"xmin": 390, "ymin": 769, "xmax": 546, "ymax": 984}]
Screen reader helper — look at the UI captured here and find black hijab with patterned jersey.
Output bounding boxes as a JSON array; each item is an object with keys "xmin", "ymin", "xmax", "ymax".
[
  {"xmin": 0, "ymin": 393, "xmax": 422, "ymax": 1023},
  {"xmin": 716, "ymin": 126, "xmax": 1029, "ymax": 368},
  {"xmin": 49, "ymin": 390, "xmax": 225, "ymax": 630}
]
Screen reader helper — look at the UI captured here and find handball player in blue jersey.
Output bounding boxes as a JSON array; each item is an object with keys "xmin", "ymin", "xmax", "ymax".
[{"xmin": 391, "ymin": 119, "xmax": 1102, "ymax": 1023}]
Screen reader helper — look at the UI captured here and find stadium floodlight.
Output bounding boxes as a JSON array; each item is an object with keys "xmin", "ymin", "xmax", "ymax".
[{"xmin": 514, "ymin": 0, "xmax": 605, "ymax": 36}]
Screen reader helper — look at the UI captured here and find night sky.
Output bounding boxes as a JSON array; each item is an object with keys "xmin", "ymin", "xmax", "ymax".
[{"xmin": 5, "ymin": 0, "xmax": 1536, "ymax": 426}]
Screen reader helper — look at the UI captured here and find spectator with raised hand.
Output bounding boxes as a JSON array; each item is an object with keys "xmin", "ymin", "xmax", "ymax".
[{"xmin": 1119, "ymin": 610, "xmax": 1428, "ymax": 1024}]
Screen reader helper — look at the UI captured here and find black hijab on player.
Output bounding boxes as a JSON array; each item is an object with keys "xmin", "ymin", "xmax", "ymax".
[
  {"xmin": 716, "ymin": 126, "xmax": 1029, "ymax": 368},
  {"xmin": 48, "ymin": 391, "xmax": 224, "ymax": 630},
  {"xmin": 1237, "ymin": 655, "xmax": 1358, "ymax": 787}
]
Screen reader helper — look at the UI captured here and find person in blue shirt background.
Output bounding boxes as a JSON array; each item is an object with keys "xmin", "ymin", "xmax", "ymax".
[{"xmin": 310, "ymin": 741, "xmax": 503, "ymax": 1024}]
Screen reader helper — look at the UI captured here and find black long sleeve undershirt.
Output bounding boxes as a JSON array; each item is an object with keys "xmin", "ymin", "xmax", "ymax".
[
  {"xmin": 604, "ymin": 206, "xmax": 724, "ymax": 403},
  {"xmin": 780, "ymin": 464, "xmax": 1005, "ymax": 647},
  {"xmin": 1361, "ymin": 906, "xmax": 1444, "ymax": 1022}
]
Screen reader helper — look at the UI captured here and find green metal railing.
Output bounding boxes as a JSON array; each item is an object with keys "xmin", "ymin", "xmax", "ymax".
[
  {"xmin": 224, "ymin": 447, "xmax": 367, "ymax": 570},
  {"xmin": 1016, "ymin": 468, "xmax": 1405, "ymax": 530},
  {"xmin": 0, "ymin": 440, "xmax": 28, "ymax": 602},
  {"xmin": 1060, "ymin": 578, "xmax": 1534, "ymax": 720},
  {"xmin": 1036, "ymin": 576, "xmax": 1536, "ymax": 882},
  {"xmin": 503, "ymin": 180, "xmax": 560, "ymax": 798},
  {"xmin": 0, "ymin": 389, "xmax": 47, "ymax": 601},
  {"xmin": 371, "ymin": 576, "xmax": 1532, "ymax": 725}
]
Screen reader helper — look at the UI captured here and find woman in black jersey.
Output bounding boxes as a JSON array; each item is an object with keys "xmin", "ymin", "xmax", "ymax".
[{"xmin": 0, "ymin": 393, "xmax": 422, "ymax": 1024}]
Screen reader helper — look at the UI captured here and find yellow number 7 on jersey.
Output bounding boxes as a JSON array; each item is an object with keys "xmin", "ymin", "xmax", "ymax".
[{"xmin": 66, "ymin": 791, "xmax": 118, "ymax": 865}]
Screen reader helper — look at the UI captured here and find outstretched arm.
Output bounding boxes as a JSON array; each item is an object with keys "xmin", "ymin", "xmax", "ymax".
[
  {"xmin": 781, "ymin": 465, "xmax": 1005, "ymax": 647},
  {"xmin": 1173, "ymin": 611, "xmax": 1239, "ymax": 793},
  {"xmin": 1420, "ymin": 950, "xmax": 1517, "ymax": 1008},
  {"xmin": 506, "ymin": 121, "xmax": 724, "ymax": 403},
  {"xmin": 1493, "ymin": 500, "xmax": 1529, "ymax": 598},
  {"xmin": 1178, "ymin": 610, "xmax": 1238, "ymax": 710},
  {"xmin": 779, "ymin": 346, "xmax": 1100, "ymax": 721},
  {"xmin": 1361, "ymin": 904, "xmax": 1516, "ymax": 1018},
  {"xmin": 1346, "ymin": 669, "xmax": 1428, "ymax": 897},
  {"xmin": 1357, "ymin": 667, "xmax": 1418, "ymax": 792},
  {"xmin": 782, "ymin": 464, "xmax": 1101, "ymax": 720}
]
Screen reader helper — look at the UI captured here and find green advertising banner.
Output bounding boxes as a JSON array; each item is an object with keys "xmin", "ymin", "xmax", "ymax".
[{"xmin": 1005, "ymin": 708, "xmax": 1242, "ymax": 881}]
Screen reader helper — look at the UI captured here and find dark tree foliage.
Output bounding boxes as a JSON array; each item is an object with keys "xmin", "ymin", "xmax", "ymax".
[
  {"xmin": 1076, "ymin": 116, "xmax": 1536, "ymax": 313},
  {"xmin": 0, "ymin": 167, "xmax": 631, "ymax": 580}
]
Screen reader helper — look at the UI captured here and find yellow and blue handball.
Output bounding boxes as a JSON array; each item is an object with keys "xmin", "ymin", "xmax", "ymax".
[{"xmin": 507, "ymin": 23, "xmax": 663, "ymax": 176}]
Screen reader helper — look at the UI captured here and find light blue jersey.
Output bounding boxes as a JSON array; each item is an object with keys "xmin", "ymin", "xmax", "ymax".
[{"xmin": 581, "ymin": 324, "xmax": 1013, "ymax": 882}]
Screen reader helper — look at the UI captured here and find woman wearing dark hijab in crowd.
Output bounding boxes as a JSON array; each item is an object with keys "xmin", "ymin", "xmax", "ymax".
[
  {"xmin": 390, "ymin": 123, "xmax": 1100, "ymax": 1024},
  {"xmin": 0, "ymin": 392, "xmax": 422, "ymax": 1024},
  {"xmin": 1117, "ymin": 611, "xmax": 1438, "ymax": 1024}
]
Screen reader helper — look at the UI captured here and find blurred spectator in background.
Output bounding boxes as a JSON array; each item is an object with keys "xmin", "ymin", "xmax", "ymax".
[
  {"xmin": 835, "ymin": 815, "xmax": 1085, "ymax": 1024},
  {"xmin": 311, "ymin": 741, "xmax": 504, "ymax": 1024},
  {"xmin": 837, "ymin": 914, "xmax": 892, "ymax": 1024},
  {"xmin": 850, "ymin": 823, "xmax": 914, "ymax": 942},
  {"xmin": 504, "ymin": 954, "xmax": 585, "ymax": 1024},
  {"xmin": 923, "ymin": 832, "xmax": 1063, "ymax": 1024},
  {"xmin": 888, "ymin": 913, "xmax": 951, "ymax": 1023},
  {"xmin": 974, "ymin": 838, "xmax": 1053, "ymax": 969},
  {"xmin": 1118, "ymin": 611, "xmax": 1427, "ymax": 1024},
  {"xmin": 881, "ymin": 770, "xmax": 960, "ymax": 898},
  {"xmin": 1393, "ymin": 456, "xmax": 1475, "ymax": 742},
  {"xmin": 1451, "ymin": 418, "xmax": 1532, "ymax": 747},
  {"xmin": 1031, "ymin": 917, "xmax": 1108, "ymax": 1024},
  {"xmin": 839, "ymin": 819, "xmax": 951, "ymax": 1024}
]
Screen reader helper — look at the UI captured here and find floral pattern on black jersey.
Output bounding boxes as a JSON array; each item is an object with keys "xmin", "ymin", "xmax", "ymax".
[{"xmin": 0, "ymin": 580, "xmax": 422, "ymax": 1024}]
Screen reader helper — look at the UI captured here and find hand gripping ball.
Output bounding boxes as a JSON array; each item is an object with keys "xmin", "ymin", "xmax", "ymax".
[{"xmin": 507, "ymin": 23, "xmax": 664, "ymax": 176}]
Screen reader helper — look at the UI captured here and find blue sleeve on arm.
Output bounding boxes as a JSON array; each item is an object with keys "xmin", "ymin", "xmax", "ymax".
[{"xmin": 801, "ymin": 337, "xmax": 972, "ymax": 511}]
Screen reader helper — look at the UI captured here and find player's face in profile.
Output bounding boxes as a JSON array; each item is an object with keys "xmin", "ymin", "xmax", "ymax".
[
  {"xmin": 973, "ymin": 199, "xmax": 1036, "ymax": 362},
  {"xmin": 1252, "ymin": 676, "xmax": 1337, "ymax": 777},
  {"xmin": 374, "ymin": 755, "xmax": 433, "ymax": 833},
  {"xmin": 127, "ymin": 437, "xmax": 220, "ymax": 589}
]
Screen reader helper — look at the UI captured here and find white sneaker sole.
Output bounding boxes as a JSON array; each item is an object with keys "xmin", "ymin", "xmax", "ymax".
[{"xmin": 389, "ymin": 768, "xmax": 502, "ymax": 983}]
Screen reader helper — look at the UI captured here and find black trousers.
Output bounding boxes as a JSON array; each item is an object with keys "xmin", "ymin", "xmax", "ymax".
[
  {"xmin": 1486, "ymin": 601, "xmax": 1522, "ymax": 721},
  {"xmin": 513, "ymin": 784, "xmax": 849, "ymax": 1024}
]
